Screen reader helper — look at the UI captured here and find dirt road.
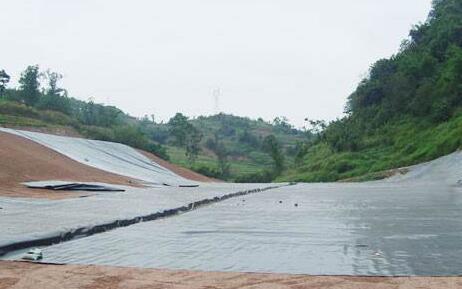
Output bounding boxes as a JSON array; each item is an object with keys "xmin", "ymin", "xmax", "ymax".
[{"xmin": 0, "ymin": 261, "xmax": 461, "ymax": 289}]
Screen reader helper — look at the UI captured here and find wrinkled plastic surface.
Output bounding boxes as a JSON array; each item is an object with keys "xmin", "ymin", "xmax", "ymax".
[
  {"xmin": 2, "ymin": 125, "xmax": 462, "ymax": 276},
  {"xmin": 0, "ymin": 128, "xmax": 193, "ymax": 186},
  {"xmin": 24, "ymin": 181, "xmax": 125, "ymax": 192},
  {"xmin": 10, "ymin": 152, "xmax": 462, "ymax": 276},
  {"xmin": 34, "ymin": 180, "xmax": 462, "ymax": 276},
  {"xmin": 0, "ymin": 183, "xmax": 272, "ymax": 250}
]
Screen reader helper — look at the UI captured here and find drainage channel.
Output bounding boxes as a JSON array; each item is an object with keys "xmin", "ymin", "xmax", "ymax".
[{"xmin": 0, "ymin": 184, "xmax": 293, "ymax": 258}]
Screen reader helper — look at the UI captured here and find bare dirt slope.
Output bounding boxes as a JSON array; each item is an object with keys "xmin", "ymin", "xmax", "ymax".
[
  {"xmin": 0, "ymin": 131, "xmax": 140, "ymax": 199},
  {"xmin": 0, "ymin": 261, "xmax": 461, "ymax": 289},
  {"xmin": 0, "ymin": 130, "xmax": 217, "ymax": 198}
]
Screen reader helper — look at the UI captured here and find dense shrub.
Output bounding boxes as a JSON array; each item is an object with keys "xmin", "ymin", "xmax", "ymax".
[
  {"xmin": 0, "ymin": 101, "xmax": 41, "ymax": 118},
  {"xmin": 40, "ymin": 110, "xmax": 77, "ymax": 126},
  {"xmin": 146, "ymin": 143, "xmax": 170, "ymax": 161},
  {"xmin": 192, "ymin": 165, "xmax": 223, "ymax": 179},
  {"xmin": 234, "ymin": 170, "xmax": 275, "ymax": 183}
]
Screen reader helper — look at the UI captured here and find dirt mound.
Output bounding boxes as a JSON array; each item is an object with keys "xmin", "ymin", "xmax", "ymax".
[{"xmin": 0, "ymin": 132, "xmax": 140, "ymax": 199}]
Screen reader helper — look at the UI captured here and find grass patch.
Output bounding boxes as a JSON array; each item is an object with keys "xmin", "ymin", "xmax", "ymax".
[
  {"xmin": 278, "ymin": 114, "xmax": 462, "ymax": 182},
  {"xmin": 167, "ymin": 145, "xmax": 265, "ymax": 180}
]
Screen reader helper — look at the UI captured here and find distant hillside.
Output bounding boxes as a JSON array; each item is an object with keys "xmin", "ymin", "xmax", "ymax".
[
  {"xmin": 3, "ymin": 2, "xmax": 456, "ymax": 184},
  {"xmin": 135, "ymin": 113, "xmax": 307, "ymax": 181},
  {"xmin": 0, "ymin": 68, "xmax": 307, "ymax": 182},
  {"xmin": 279, "ymin": 0, "xmax": 462, "ymax": 182}
]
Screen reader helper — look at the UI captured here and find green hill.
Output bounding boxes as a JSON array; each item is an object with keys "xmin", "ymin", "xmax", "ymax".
[
  {"xmin": 0, "ymin": 73, "xmax": 307, "ymax": 181},
  {"xmin": 135, "ymin": 113, "xmax": 307, "ymax": 181},
  {"xmin": 2, "ymin": 0, "xmax": 460, "ymax": 183},
  {"xmin": 279, "ymin": 0, "xmax": 462, "ymax": 182}
]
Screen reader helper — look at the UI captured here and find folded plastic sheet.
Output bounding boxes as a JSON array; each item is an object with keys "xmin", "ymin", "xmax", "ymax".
[
  {"xmin": 24, "ymin": 181, "xmax": 125, "ymax": 192},
  {"xmin": 0, "ymin": 128, "xmax": 195, "ymax": 187}
]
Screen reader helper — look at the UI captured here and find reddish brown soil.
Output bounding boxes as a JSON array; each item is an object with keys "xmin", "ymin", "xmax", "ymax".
[
  {"xmin": 138, "ymin": 150, "xmax": 221, "ymax": 183},
  {"xmin": 7, "ymin": 125, "xmax": 218, "ymax": 183},
  {"xmin": 0, "ymin": 261, "xmax": 461, "ymax": 289},
  {"xmin": 0, "ymin": 130, "xmax": 217, "ymax": 199},
  {"xmin": 0, "ymin": 131, "xmax": 141, "ymax": 199}
]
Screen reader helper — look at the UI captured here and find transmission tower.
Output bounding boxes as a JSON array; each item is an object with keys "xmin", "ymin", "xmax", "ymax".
[{"xmin": 212, "ymin": 87, "xmax": 221, "ymax": 114}]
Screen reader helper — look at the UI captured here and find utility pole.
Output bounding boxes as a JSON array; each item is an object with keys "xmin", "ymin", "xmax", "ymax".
[{"xmin": 212, "ymin": 87, "xmax": 221, "ymax": 114}]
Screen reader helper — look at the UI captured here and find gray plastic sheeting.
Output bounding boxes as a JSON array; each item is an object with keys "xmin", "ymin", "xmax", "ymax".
[
  {"xmin": 0, "ymin": 183, "xmax": 274, "ymax": 252},
  {"xmin": 35, "ymin": 179, "xmax": 462, "ymax": 276},
  {"xmin": 9, "ymin": 151, "xmax": 462, "ymax": 276},
  {"xmin": 385, "ymin": 151, "xmax": 462, "ymax": 185},
  {"xmin": 1, "ymin": 125, "xmax": 461, "ymax": 276},
  {"xmin": 0, "ymin": 128, "xmax": 193, "ymax": 186}
]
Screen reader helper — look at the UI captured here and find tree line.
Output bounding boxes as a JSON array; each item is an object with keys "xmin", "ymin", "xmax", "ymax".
[
  {"xmin": 301, "ymin": 0, "xmax": 462, "ymax": 154},
  {"xmin": 282, "ymin": 0, "xmax": 462, "ymax": 182},
  {"xmin": 0, "ymin": 66, "xmax": 294, "ymax": 181},
  {"xmin": 0, "ymin": 65, "xmax": 169, "ymax": 159}
]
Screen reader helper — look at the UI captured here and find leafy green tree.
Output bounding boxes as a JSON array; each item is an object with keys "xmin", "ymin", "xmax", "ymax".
[
  {"xmin": 216, "ymin": 139, "xmax": 230, "ymax": 178},
  {"xmin": 80, "ymin": 99, "xmax": 97, "ymax": 124},
  {"xmin": 294, "ymin": 141, "xmax": 310, "ymax": 166},
  {"xmin": 76, "ymin": 99, "xmax": 122, "ymax": 127},
  {"xmin": 38, "ymin": 70, "xmax": 71, "ymax": 113},
  {"xmin": 18, "ymin": 65, "xmax": 41, "ymax": 106},
  {"xmin": 273, "ymin": 116, "xmax": 295, "ymax": 133},
  {"xmin": 0, "ymin": 70, "xmax": 10, "ymax": 98},
  {"xmin": 108, "ymin": 125, "xmax": 169, "ymax": 160},
  {"xmin": 44, "ymin": 70, "xmax": 64, "ymax": 96},
  {"xmin": 204, "ymin": 133, "xmax": 231, "ymax": 178},
  {"xmin": 262, "ymin": 134, "xmax": 285, "ymax": 175},
  {"xmin": 304, "ymin": 118, "xmax": 327, "ymax": 135},
  {"xmin": 238, "ymin": 129, "xmax": 260, "ymax": 148},
  {"xmin": 332, "ymin": 0, "xmax": 462, "ymax": 156},
  {"xmin": 185, "ymin": 127, "xmax": 203, "ymax": 165},
  {"xmin": 113, "ymin": 125, "xmax": 149, "ymax": 149},
  {"xmin": 168, "ymin": 113, "xmax": 203, "ymax": 164},
  {"xmin": 168, "ymin": 113, "xmax": 190, "ymax": 146},
  {"xmin": 138, "ymin": 115, "xmax": 170, "ymax": 144}
]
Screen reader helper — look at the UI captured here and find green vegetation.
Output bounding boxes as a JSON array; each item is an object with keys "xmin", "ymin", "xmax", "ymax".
[
  {"xmin": 280, "ymin": 114, "xmax": 462, "ymax": 182},
  {"xmin": 0, "ymin": 67, "xmax": 307, "ymax": 181},
  {"xmin": 279, "ymin": 0, "xmax": 462, "ymax": 182},
  {"xmin": 0, "ymin": 67, "xmax": 170, "ymax": 160},
  {"xmin": 2, "ymin": 1, "xmax": 460, "ymax": 183},
  {"xmin": 167, "ymin": 113, "xmax": 203, "ymax": 165},
  {"xmin": 140, "ymin": 113, "xmax": 307, "ymax": 181},
  {"xmin": 0, "ymin": 70, "xmax": 10, "ymax": 98}
]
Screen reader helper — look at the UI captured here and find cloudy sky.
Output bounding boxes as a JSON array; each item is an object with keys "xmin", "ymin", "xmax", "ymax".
[{"xmin": 2, "ymin": 0, "xmax": 432, "ymax": 127}]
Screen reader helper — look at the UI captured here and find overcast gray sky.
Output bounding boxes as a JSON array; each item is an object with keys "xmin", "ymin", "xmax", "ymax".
[{"xmin": 2, "ymin": 0, "xmax": 432, "ymax": 127}]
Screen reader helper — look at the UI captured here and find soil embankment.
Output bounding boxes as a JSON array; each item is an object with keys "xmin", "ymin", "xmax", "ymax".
[
  {"xmin": 0, "ymin": 261, "xmax": 460, "ymax": 289},
  {"xmin": 0, "ymin": 130, "xmax": 215, "ymax": 199},
  {"xmin": 0, "ymin": 131, "xmax": 140, "ymax": 199}
]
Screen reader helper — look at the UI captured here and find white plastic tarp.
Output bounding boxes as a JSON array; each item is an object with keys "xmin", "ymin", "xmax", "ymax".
[{"xmin": 0, "ymin": 128, "xmax": 194, "ymax": 186}]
